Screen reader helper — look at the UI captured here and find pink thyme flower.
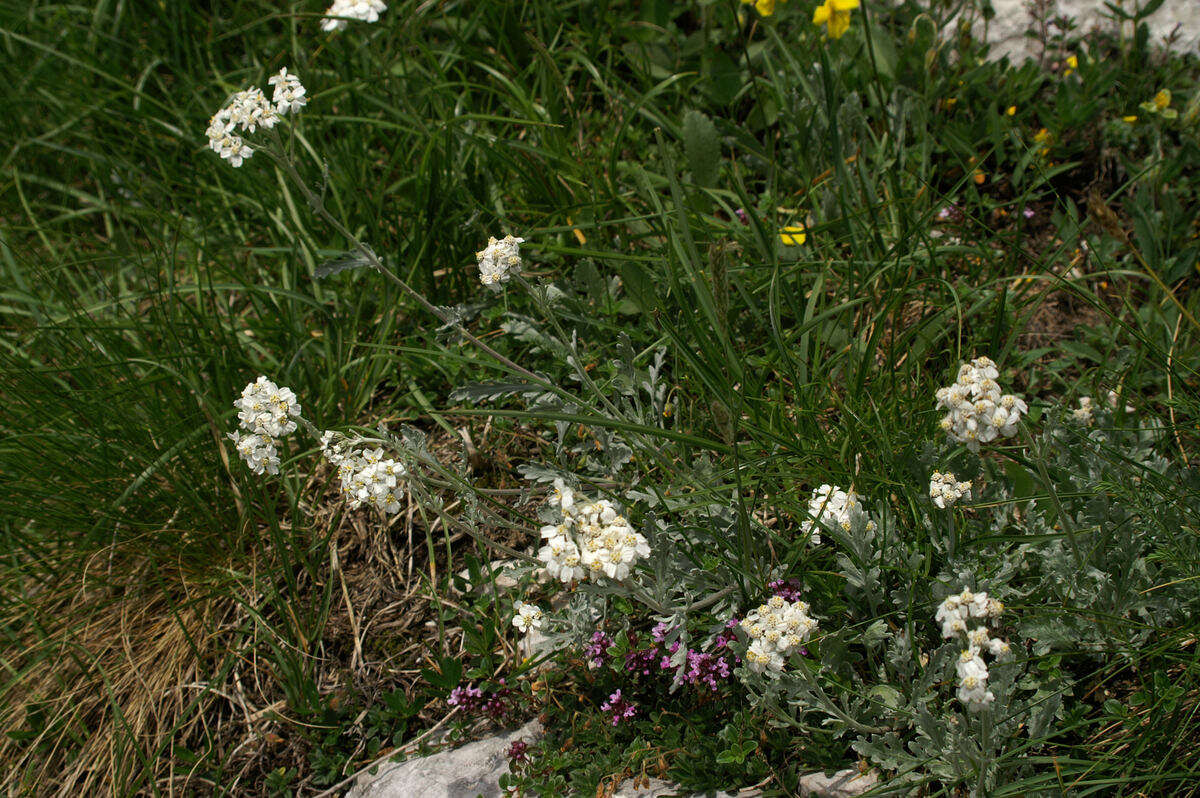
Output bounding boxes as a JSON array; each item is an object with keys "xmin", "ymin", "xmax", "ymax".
[{"xmin": 600, "ymin": 689, "xmax": 637, "ymax": 726}]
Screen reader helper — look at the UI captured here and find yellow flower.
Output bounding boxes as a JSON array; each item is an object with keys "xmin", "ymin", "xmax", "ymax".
[
  {"xmin": 1006, "ymin": 105, "xmax": 1017, "ymax": 116},
  {"xmin": 812, "ymin": 0, "xmax": 860, "ymax": 39},
  {"xmin": 1064, "ymin": 54, "xmax": 1078, "ymax": 77},
  {"xmin": 1033, "ymin": 127, "xmax": 1052, "ymax": 143},
  {"xmin": 1122, "ymin": 115, "xmax": 1138, "ymax": 123},
  {"xmin": 780, "ymin": 225, "xmax": 807, "ymax": 246},
  {"xmin": 742, "ymin": 0, "xmax": 784, "ymax": 16},
  {"xmin": 1140, "ymin": 89, "xmax": 1178, "ymax": 119}
]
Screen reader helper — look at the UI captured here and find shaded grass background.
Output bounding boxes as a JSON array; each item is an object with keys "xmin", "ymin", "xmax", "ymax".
[{"xmin": 1, "ymin": 0, "xmax": 1199, "ymax": 793}]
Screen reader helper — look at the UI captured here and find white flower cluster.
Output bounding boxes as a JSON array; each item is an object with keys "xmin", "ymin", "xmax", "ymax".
[
  {"xmin": 929, "ymin": 471, "xmax": 972, "ymax": 508},
  {"xmin": 935, "ymin": 357, "xmax": 1028, "ymax": 451},
  {"xmin": 320, "ymin": 433, "xmax": 406, "ymax": 514},
  {"xmin": 1071, "ymin": 396, "xmax": 1095, "ymax": 426},
  {"xmin": 206, "ymin": 68, "xmax": 306, "ymax": 167},
  {"xmin": 322, "ymin": 0, "xmax": 387, "ymax": 32},
  {"xmin": 935, "ymin": 588, "xmax": 1010, "ymax": 712},
  {"xmin": 476, "ymin": 235, "xmax": 524, "ymax": 290},
  {"xmin": 512, "ymin": 600, "xmax": 545, "ymax": 633},
  {"xmin": 537, "ymin": 479, "xmax": 650, "ymax": 584},
  {"xmin": 800, "ymin": 484, "xmax": 867, "ymax": 544},
  {"xmin": 741, "ymin": 595, "xmax": 819, "ymax": 673},
  {"xmin": 227, "ymin": 376, "xmax": 301, "ymax": 475},
  {"xmin": 268, "ymin": 67, "xmax": 308, "ymax": 115}
]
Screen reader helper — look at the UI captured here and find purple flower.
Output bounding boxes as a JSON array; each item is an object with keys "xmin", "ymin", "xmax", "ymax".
[
  {"xmin": 446, "ymin": 681, "xmax": 513, "ymax": 722},
  {"xmin": 768, "ymin": 578, "xmax": 804, "ymax": 603},
  {"xmin": 508, "ymin": 739, "xmax": 530, "ymax": 766},
  {"xmin": 734, "ymin": 208, "xmax": 749, "ymax": 225},
  {"xmin": 600, "ymin": 689, "xmax": 638, "ymax": 726},
  {"xmin": 585, "ymin": 631, "xmax": 613, "ymax": 667},
  {"xmin": 1022, "ymin": 207, "xmax": 1036, "ymax": 219},
  {"xmin": 624, "ymin": 645, "xmax": 659, "ymax": 677}
]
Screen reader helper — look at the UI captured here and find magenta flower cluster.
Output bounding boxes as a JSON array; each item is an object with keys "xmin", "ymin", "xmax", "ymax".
[
  {"xmin": 507, "ymin": 738, "xmax": 530, "ymax": 766},
  {"xmin": 585, "ymin": 631, "xmax": 613, "ymax": 667},
  {"xmin": 600, "ymin": 689, "xmax": 638, "ymax": 726},
  {"xmin": 447, "ymin": 680, "xmax": 513, "ymax": 722},
  {"xmin": 619, "ymin": 620, "xmax": 739, "ymax": 693},
  {"xmin": 768, "ymin": 578, "xmax": 805, "ymax": 603}
]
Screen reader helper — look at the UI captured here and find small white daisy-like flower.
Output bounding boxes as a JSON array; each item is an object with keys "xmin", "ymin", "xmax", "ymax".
[
  {"xmin": 935, "ymin": 357, "xmax": 1027, "ymax": 451},
  {"xmin": 1071, "ymin": 396, "xmax": 1095, "ymax": 426},
  {"xmin": 234, "ymin": 376, "xmax": 301, "ymax": 438},
  {"xmin": 935, "ymin": 586, "xmax": 1011, "ymax": 713},
  {"xmin": 739, "ymin": 593, "xmax": 819, "ymax": 673},
  {"xmin": 536, "ymin": 483, "xmax": 649, "ymax": 585},
  {"xmin": 268, "ymin": 67, "xmax": 308, "ymax": 115},
  {"xmin": 476, "ymin": 235, "xmax": 525, "ymax": 290},
  {"xmin": 929, "ymin": 471, "xmax": 972, "ymax": 509},
  {"xmin": 322, "ymin": 0, "xmax": 388, "ymax": 32},
  {"xmin": 512, "ymin": 601, "xmax": 544, "ymax": 633},
  {"xmin": 799, "ymin": 484, "xmax": 865, "ymax": 544},
  {"xmin": 227, "ymin": 430, "xmax": 281, "ymax": 475}
]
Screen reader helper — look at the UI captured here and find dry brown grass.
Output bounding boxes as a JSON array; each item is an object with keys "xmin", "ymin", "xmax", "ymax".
[{"xmin": 0, "ymin": 421, "xmax": 544, "ymax": 796}]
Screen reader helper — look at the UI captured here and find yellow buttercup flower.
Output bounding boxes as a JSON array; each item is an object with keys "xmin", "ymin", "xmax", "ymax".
[
  {"xmin": 1064, "ymin": 54, "xmax": 1078, "ymax": 77},
  {"xmin": 1140, "ymin": 89, "xmax": 1178, "ymax": 119},
  {"xmin": 742, "ymin": 0, "xmax": 785, "ymax": 16},
  {"xmin": 1122, "ymin": 115, "xmax": 1138, "ymax": 123},
  {"xmin": 812, "ymin": 0, "xmax": 860, "ymax": 39},
  {"xmin": 780, "ymin": 225, "xmax": 807, "ymax": 246},
  {"xmin": 1006, "ymin": 106, "xmax": 1017, "ymax": 116}
]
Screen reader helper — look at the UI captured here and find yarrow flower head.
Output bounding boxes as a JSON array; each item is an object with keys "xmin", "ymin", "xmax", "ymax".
[
  {"xmin": 320, "ymin": 433, "xmax": 406, "ymax": 515},
  {"xmin": 741, "ymin": 594, "xmax": 819, "ymax": 673},
  {"xmin": 227, "ymin": 430, "xmax": 280, "ymax": 475},
  {"xmin": 812, "ymin": 0, "xmax": 860, "ymax": 39},
  {"xmin": 934, "ymin": 587, "xmax": 1010, "ymax": 712},
  {"xmin": 929, "ymin": 471, "xmax": 972, "ymax": 509},
  {"xmin": 537, "ymin": 479, "xmax": 651, "ymax": 584},
  {"xmin": 322, "ymin": 0, "xmax": 387, "ymax": 32},
  {"xmin": 1071, "ymin": 396, "xmax": 1095, "ymax": 426},
  {"xmin": 800, "ymin": 484, "xmax": 867, "ymax": 544},
  {"xmin": 206, "ymin": 69, "xmax": 305, "ymax": 167},
  {"xmin": 934, "ymin": 357, "xmax": 1028, "ymax": 451},
  {"xmin": 227, "ymin": 376, "xmax": 300, "ymax": 474},
  {"xmin": 268, "ymin": 68, "xmax": 307, "ymax": 115},
  {"xmin": 512, "ymin": 600, "xmax": 544, "ymax": 634},
  {"xmin": 476, "ymin": 235, "xmax": 524, "ymax": 290}
]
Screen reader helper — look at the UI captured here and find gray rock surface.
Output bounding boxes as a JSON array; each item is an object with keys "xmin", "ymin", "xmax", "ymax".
[
  {"xmin": 345, "ymin": 720, "xmax": 879, "ymax": 797},
  {"xmin": 798, "ymin": 767, "xmax": 879, "ymax": 797},
  {"xmin": 345, "ymin": 720, "xmax": 541, "ymax": 798},
  {"xmin": 966, "ymin": 0, "xmax": 1199, "ymax": 61}
]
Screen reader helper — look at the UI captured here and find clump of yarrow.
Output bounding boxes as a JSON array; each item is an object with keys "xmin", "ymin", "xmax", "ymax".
[
  {"xmin": 929, "ymin": 471, "xmax": 972, "ymax": 508},
  {"xmin": 800, "ymin": 484, "xmax": 869, "ymax": 544},
  {"xmin": 476, "ymin": 235, "xmax": 524, "ymax": 290},
  {"xmin": 227, "ymin": 376, "xmax": 301, "ymax": 475},
  {"xmin": 206, "ymin": 68, "xmax": 306, "ymax": 167},
  {"xmin": 935, "ymin": 588, "xmax": 1010, "ymax": 712},
  {"xmin": 537, "ymin": 479, "xmax": 650, "ymax": 583},
  {"xmin": 740, "ymin": 595, "xmax": 819, "ymax": 673},
  {"xmin": 935, "ymin": 357, "xmax": 1028, "ymax": 451},
  {"xmin": 322, "ymin": 0, "xmax": 387, "ymax": 32},
  {"xmin": 320, "ymin": 432, "xmax": 406, "ymax": 514}
]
